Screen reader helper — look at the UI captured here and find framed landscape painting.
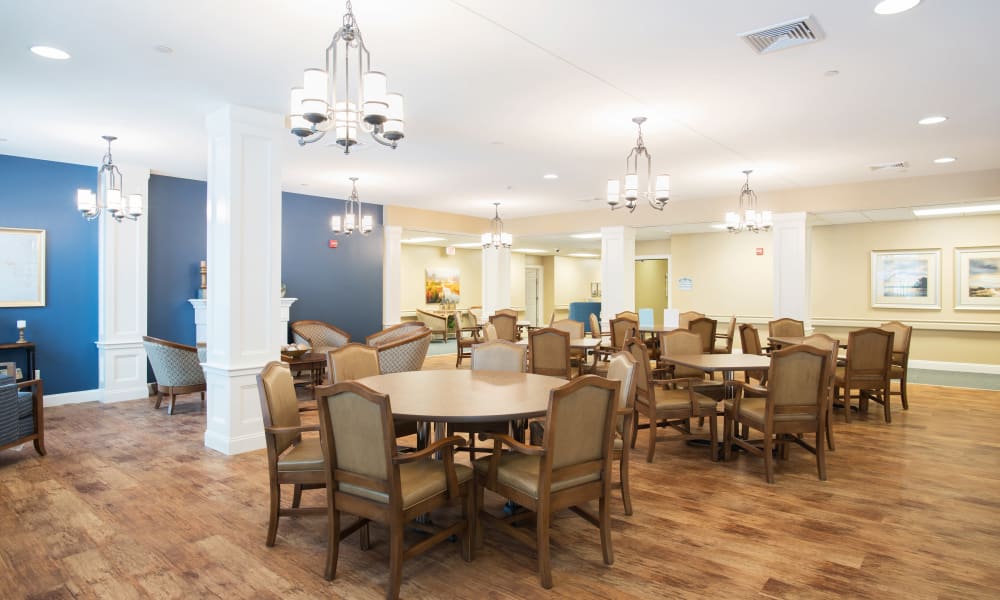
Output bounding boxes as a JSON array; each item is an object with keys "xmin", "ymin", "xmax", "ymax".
[
  {"xmin": 870, "ymin": 249, "xmax": 940, "ymax": 309},
  {"xmin": 954, "ymin": 247, "xmax": 1000, "ymax": 310},
  {"xmin": 425, "ymin": 267, "xmax": 460, "ymax": 304},
  {"xmin": 0, "ymin": 227, "xmax": 46, "ymax": 307}
]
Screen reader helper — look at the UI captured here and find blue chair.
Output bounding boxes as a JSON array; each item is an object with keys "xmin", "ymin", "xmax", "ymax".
[{"xmin": 0, "ymin": 373, "xmax": 45, "ymax": 456}]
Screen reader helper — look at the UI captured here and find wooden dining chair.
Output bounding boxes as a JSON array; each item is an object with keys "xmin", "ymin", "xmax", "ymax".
[
  {"xmin": 625, "ymin": 337, "xmax": 719, "ymax": 463},
  {"xmin": 605, "ymin": 351, "xmax": 638, "ymax": 515},
  {"xmin": 256, "ymin": 361, "xmax": 327, "ymax": 547},
  {"xmin": 615, "ymin": 310, "xmax": 639, "ymax": 321},
  {"xmin": 687, "ymin": 317, "xmax": 718, "ymax": 353},
  {"xmin": 833, "ymin": 328, "xmax": 894, "ymax": 423},
  {"xmin": 474, "ymin": 375, "xmax": 620, "ymax": 589},
  {"xmin": 489, "ymin": 312, "xmax": 518, "ymax": 342},
  {"xmin": 455, "ymin": 312, "xmax": 482, "ymax": 367},
  {"xmin": 316, "ymin": 381, "xmax": 473, "ymax": 599},
  {"xmin": 724, "ymin": 344, "xmax": 831, "ymax": 484},
  {"xmin": 609, "ymin": 316, "xmax": 638, "ymax": 351},
  {"xmin": 880, "ymin": 320, "xmax": 913, "ymax": 411},
  {"xmin": 799, "ymin": 333, "xmax": 840, "ymax": 451},
  {"xmin": 713, "ymin": 316, "xmax": 737, "ymax": 354},
  {"xmin": 678, "ymin": 311, "xmax": 704, "ymax": 329},
  {"xmin": 738, "ymin": 324, "xmax": 769, "ymax": 385},
  {"xmin": 551, "ymin": 318, "xmax": 587, "ymax": 376},
  {"xmin": 768, "ymin": 317, "xmax": 805, "ymax": 339},
  {"xmin": 528, "ymin": 328, "xmax": 572, "ymax": 380},
  {"xmin": 482, "ymin": 322, "xmax": 498, "ymax": 342}
]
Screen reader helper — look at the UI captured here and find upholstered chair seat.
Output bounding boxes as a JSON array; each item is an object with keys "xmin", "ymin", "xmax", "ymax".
[
  {"xmin": 0, "ymin": 375, "xmax": 45, "ymax": 456},
  {"xmin": 415, "ymin": 308, "xmax": 451, "ymax": 342},
  {"xmin": 290, "ymin": 320, "xmax": 350, "ymax": 355},
  {"xmin": 343, "ymin": 460, "xmax": 473, "ymax": 509},
  {"xmin": 473, "ymin": 454, "xmax": 598, "ymax": 499},
  {"xmin": 276, "ymin": 437, "xmax": 325, "ymax": 472}
]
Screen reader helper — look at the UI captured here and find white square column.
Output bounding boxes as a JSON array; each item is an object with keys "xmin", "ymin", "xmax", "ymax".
[
  {"xmin": 600, "ymin": 226, "xmax": 636, "ymax": 328},
  {"xmin": 482, "ymin": 246, "xmax": 511, "ymax": 317},
  {"xmin": 95, "ymin": 164, "xmax": 150, "ymax": 403},
  {"xmin": 382, "ymin": 225, "xmax": 403, "ymax": 328},
  {"xmin": 772, "ymin": 212, "xmax": 812, "ymax": 330},
  {"xmin": 203, "ymin": 105, "xmax": 283, "ymax": 455}
]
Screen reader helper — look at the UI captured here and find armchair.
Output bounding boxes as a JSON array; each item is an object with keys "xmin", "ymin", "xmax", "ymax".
[
  {"xmin": 488, "ymin": 312, "xmax": 518, "ymax": 342},
  {"xmin": 415, "ymin": 308, "xmax": 451, "ymax": 342},
  {"xmin": 372, "ymin": 327, "xmax": 432, "ymax": 374},
  {"xmin": 290, "ymin": 320, "xmax": 351, "ymax": 354},
  {"xmin": 142, "ymin": 335, "xmax": 206, "ymax": 415},
  {"xmin": 365, "ymin": 322, "xmax": 425, "ymax": 347},
  {"xmin": 0, "ymin": 374, "xmax": 45, "ymax": 457}
]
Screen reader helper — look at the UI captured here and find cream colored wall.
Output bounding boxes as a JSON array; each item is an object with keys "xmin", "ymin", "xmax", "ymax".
[
  {"xmin": 509, "ymin": 252, "xmax": 526, "ymax": 310},
  {"xmin": 636, "ymin": 238, "xmax": 671, "ymax": 256},
  {"xmin": 811, "ymin": 214, "xmax": 1000, "ymax": 365},
  {"xmin": 385, "ymin": 205, "xmax": 487, "ymax": 235},
  {"xmin": 400, "ymin": 245, "xmax": 482, "ymax": 311},
  {"xmin": 669, "ymin": 231, "xmax": 773, "ymax": 317},
  {"xmin": 553, "ymin": 256, "xmax": 601, "ymax": 309},
  {"xmin": 635, "ymin": 259, "xmax": 669, "ymax": 324},
  {"xmin": 542, "ymin": 256, "xmax": 555, "ymax": 322}
]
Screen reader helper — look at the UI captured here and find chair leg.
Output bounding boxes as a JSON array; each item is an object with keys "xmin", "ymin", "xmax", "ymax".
[
  {"xmin": 646, "ymin": 414, "xmax": 657, "ymax": 463},
  {"xmin": 723, "ymin": 413, "xmax": 734, "ymax": 461},
  {"xmin": 324, "ymin": 508, "xmax": 340, "ymax": 581},
  {"xmin": 599, "ymin": 494, "xmax": 613, "ymax": 566},
  {"xmin": 167, "ymin": 391, "xmax": 177, "ymax": 416},
  {"xmin": 537, "ymin": 508, "xmax": 553, "ymax": 589},
  {"xmin": 153, "ymin": 391, "xmax": 163, "ymax": 410},
  {"xmin": 388, "ymin": 522, "xmax": 405, "ymax": 600},
  {"xmin": 292, "ymin": 484, "xmax": 303, "ymax": 508},
  {"xmin": 619, "ymin": 449, "xmax": 633, "ymax": 516},
  {"xmin": 266, "ymin": 480, "xmax": 280, "ymax": 547},
  {"xmin": 842, "ymin": 388, "xmax": 852, "ymax": 423},
  {"xmin": 708, "ymin": 412, "xmax": 719, "ymax": 462},
  {"xmin": 34, "ymin": 436, "xmax": 46, "ymax": 456},
  {"xmin": 474, "ymin": 479, "xmax": 485, "ymax": 549},
  {"xmin": 200, "ymin": 391, "xmax": 206, "ymax": 410},
  {"xmin": 762, "ymin": 434, "xmax": 775, "ymax": 484},
  {"xmin": 462, "ymin": 484, "xmax": 474, "ymax": 562},
  {"xmin": 883, "ymin": 389, "xmax": 892, "ymax": 423},
  {"xmin": 629, "ymin": 409, "xmax": 639, "ymax": 449},
  {"xmin": 360, "ymin": 521, "xmax": 370, "ymax": 550},
  {"xmin": 900, "ymin": 373, "xmax": 909, "ymax": 410},
  {"xmin": 816, "ymin": 429, "xmax": 827, "ymax": 481}
]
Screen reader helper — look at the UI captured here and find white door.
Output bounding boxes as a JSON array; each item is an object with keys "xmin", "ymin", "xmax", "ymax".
[{"xmin": 525, "ymin": 267, "xmax": 540, "ymax": 325}]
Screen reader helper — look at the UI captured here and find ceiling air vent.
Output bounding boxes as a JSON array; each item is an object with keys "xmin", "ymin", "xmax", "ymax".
[
  {"xmin": 739, "ymin": 16, "xmax": 825, "ymax": 55},
  {"xmin": 869, "ymin": 161, "xmax": 910, "ymax": 172}
]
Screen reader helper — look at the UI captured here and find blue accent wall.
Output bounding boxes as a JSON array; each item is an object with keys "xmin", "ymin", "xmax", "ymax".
[
  {"xmin": 0, "ymin": 154, "xmax": 98, "ymax": 394},
  {"xmin": 282, "ymin": 192, "xmax": 384, "ymax": 342},
  {"xmin": 147, "ymin": 175, "xmax": 207, "ymax": 347}
]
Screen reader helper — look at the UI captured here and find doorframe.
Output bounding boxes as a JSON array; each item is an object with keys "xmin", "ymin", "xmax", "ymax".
[
  {"xmin": 634, "ymin": 254, "xmax": 672, "ymax": 309},
  {"xmin": 524, "ymin": 265, "xmax": 544, "ymax": 326}
]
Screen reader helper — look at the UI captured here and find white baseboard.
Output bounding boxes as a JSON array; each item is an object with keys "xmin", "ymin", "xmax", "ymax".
[
  {"xmin": 45, "ymin": 389, "xmax": 102, "ymax": 407},
  {"xmin": 204, "ymin": 430, "xmax": 265, "ymax": 456},
  {"xmin": 100, "ymin": 385, "xmax": 151, "ymax": 404},
  {"xmin": 909, "ymin": 360, "xmax": 1000, "ymax": 375}
]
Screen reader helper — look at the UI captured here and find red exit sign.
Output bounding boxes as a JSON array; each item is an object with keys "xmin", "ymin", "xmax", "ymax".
[
  {"xmin": 755, "ymin": 247, "xmax": 764, "ymax": 256},
  {"xmin": 329, "ymin": 239, "xmax": 339, "ymax": 249}
]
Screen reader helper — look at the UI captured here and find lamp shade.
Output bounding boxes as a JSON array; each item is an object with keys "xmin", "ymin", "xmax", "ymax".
[
  {"xmin": 654, "ymin": 174, "xmax": 670, "ymax": 201},
  {"xmin": 362, "ymin": 71, "xmax": 388, "ymax": 123},
  {"xmin": 331, "ymin": 215, "xmax": 343, "ymax": 232},
  {"xmin": 126, "ymin": 194, "xmax": 143, "ymax": 218},
  {"xmin": 624, "ymin": 174, "xmax": 638, "ymax": 200}
]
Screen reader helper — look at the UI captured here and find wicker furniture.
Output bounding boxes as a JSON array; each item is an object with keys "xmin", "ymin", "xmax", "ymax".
[{"xmin": 142, "ymin": 335, "xmax": 206, "ymax": 415}]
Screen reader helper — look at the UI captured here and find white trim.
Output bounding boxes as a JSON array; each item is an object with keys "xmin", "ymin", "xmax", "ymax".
[
  {"xmin": 204, "ymin": 429, "xmax": 265, "ymax": 456},
  {"xmin": 812, "ymin": 318, "xmax": 1000, "ymax": 332},
  {"xmin": 100, "ymin": 385, "xmax": 150, "ymax": 404},
  {"xmin": 524, "ymin": 265, "xmax": 544, "ymax": 327},
  {"xmin": 910, "ymin": 360, "xmax": 1000, "ymax": 375},
  {"xmin": 44, "ymin": 389, "xmax": 102, "ymax": 407}
]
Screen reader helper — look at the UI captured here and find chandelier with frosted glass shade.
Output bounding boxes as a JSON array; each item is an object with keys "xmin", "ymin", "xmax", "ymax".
[
  {"xmin": 76, "ymin": 135, "xmax": 143, "ymax": 222},
  {"xmin": 481, "ymin": 203, "xmax": 512, "ymax": 249},
  {"xmin": 725, "ymin": 170, "xmax": 772, "ymax": 233},
  {"xmin": 331, "ymin": 177, "xmax": 373, "ymax": 235},
  {"xmin": 288, "ymin": 0, "xmax": 404, "ymax": 152},
  {"xmin": 606, "ymin": 117, "xmax": 670, "ymax": 212}
]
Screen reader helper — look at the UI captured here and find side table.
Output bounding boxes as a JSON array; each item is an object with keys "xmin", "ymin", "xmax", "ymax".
[{"xmin": 0, "ymin": 342, "xmax": 36, "ymax": 382}]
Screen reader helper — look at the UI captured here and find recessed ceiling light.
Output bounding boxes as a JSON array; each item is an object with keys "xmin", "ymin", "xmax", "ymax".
[
  {"xmin": 913, "ymin": 203, "xmax": 1000, "ymax": 217},
  {"xmin": 30, "ymin": 45, "xmax": 70, "ymax": 60},
  {"xmin": 710, "ymin": 224, "xmax": 729, "ymax": 230},
  {"xmin": 933, "ymin": 157, "xmax": 957, "ymax": 164},
  {"xmin": 451, "ymin": 242, "xmax": 483, "ymax": 248},
  {"xmin": 874, "ymin": 0, "xmax": 921, "ymax": 15},
  {"xmin": 568, "ymin": 253, "xmax": 599, "ymax": 258},
  {"xmin": 571, "ymin": 232, "xmax": 602, "ymax": 239},
  {"xmin": 542, "ymin": 173, "xmax": 558, "ymax": 180},
  {"xmin": 512, "ymin": 248, "xmax": 546, "ymax": 254},
  {"xmin": 824, "ymin": 70, "xmax": 840, "ymax": 77},
  {"xmin": 153, "ymin": 45, "xmax": 174, "ymax": 54},
  {"xmin": 918, "ymin": 115, "xmax": 947, "ymax": 125},
  {"xmin": 401, "ymin": 236, "xmax": 445, "ymax": 244}
]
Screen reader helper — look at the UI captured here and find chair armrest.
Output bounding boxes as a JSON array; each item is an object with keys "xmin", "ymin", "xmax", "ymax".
[
  {"xmin": 480, "ymin": 432, "xmax": 546, "ymax": 456},
  {"xmin": 265, "ymin": 424, "xmax": 320, "ymax": 435},
  {"xmin": 393, "ymin": 435, "xmax": 468, "ymax": 464},
  {"xmin": 16, "ymin": 379, "xmax": 42, "ymax": 391}
]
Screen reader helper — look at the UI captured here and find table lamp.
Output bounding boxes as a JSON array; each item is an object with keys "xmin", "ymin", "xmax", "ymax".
[{"xmin": 16, "ymin": 320, "xmax": 27, "ymax": 343}]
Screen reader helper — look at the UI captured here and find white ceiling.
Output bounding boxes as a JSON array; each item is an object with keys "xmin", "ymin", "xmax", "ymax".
[{"xmin": 2, "ymin": 1, "xmax": 999, "ymax": 221}]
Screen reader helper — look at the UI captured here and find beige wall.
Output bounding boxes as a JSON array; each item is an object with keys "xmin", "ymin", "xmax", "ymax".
[
  {"xmin": 553, "ymin": 256, "xmax": 601, "ymax": 308},
  {"xmin": 635, "ymin": 259, "xmax": 669, "ymax": 324},
  {"xmin": 385, "ymin": 205, "xmax": 487, "ymax": 235},
  {"xmin": 811, "ymin": 214, "xmax": 1000, "ymax": 365},
  {"xmin": 636, "ymin": 238, "xmax": 671, "ymax": 256},
  {"xmin": 669, "ymin": 231, "xmax": 774, "ymax": 317},
  {"xmin": 400, "ymin": 245, "xmax": 482, "ymax": 312}
]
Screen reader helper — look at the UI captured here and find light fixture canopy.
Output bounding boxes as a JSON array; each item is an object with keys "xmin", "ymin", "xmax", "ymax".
[
  {"xmin": 725, "ymin": 170, "xmax": 772, "ymax": 234},
  {"xmin": 606, "ymin": 117, "xmax": 670, "ymax": 213},
  {"xmin": 481, "ymin": 202, "xmax": 513, "ymax": 249},
  {"xmin": 77, "ymin": 135, "xmax": 143, "ymax": 222},
  {"xmin": 288, "ymin": 0, "xmax": 404, "ymax": 152},
  {"xmin": 331, "ymin": 177, "xmax": 373, "ymax": 235}
]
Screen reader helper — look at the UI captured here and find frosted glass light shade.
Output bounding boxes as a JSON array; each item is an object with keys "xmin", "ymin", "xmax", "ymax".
[
  {"xmin": 344, "ymin": 212, "xmax": 356, "ymax": 232},
  {"xmin": 361, "ymin": 214, "xmax": 374, "ymax": 233},
  {"xmin": 606, "ymin": 179, "xmax": 620, "ymax": 205},
  {"xmin": 725, "ymin": 211, "xmax": 739, "ymax": 228},
  {"xmin": 362, "ymin": 71, "xmax": 388, "ymax": 123},
  {"xmin": 331, "ymin": 215, "xmax": 343, "ymax": 232},
  {"xmin": 760, "ymin": 210, "xmax": 773, "ymax": 228},
  {"xmin": 302, "ymin": 69, "xmax": 329, "ymax": 122},
  {"xmin": 624, "ymin": 173, "xmax": 638, "ymax": 200},
  {"xmin": 126, "ymin": 194, "xmax": 143, "ymax": 218},
  {"xmin": 105, "ymin": 188, "xmax": 123, "ymax": 215},
  {"xmin": 77, "ymin": 189, "xmax": 97, "ymax": 214},
  {"xmin": 334, "ymin": 101, "xmax": 359, "ymax": 146},
  {"xmin": 654, "ymin": 174, "xmax": 670, "ymax": 200},
  {"xmin": 383, "ymin": 93, "xmax": 405, "ymax": 140}
]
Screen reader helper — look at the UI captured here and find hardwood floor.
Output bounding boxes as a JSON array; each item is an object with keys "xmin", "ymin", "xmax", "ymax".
[{"xmin": 2, "ymin": 356, "xmax": 999, "ymax": 598}]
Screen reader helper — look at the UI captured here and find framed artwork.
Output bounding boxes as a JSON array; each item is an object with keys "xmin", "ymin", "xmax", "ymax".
[
  {"xmin": 425, "ymin": 267, "xmax": 460, "ymax": 304},
  {"xmin": 590, "ymin": 282, "xmax": 601, "ymax": 298},
  {"xmin": 954, "ymin": 246, "xmax": 1000, "ymax": 310},
  {"xmin": 0, "ymin": 228, "xmax": 46, "ymax": 307},
  {"xmin": 870, "ymin": 249, "xmax": 940, "ymax": 309}
]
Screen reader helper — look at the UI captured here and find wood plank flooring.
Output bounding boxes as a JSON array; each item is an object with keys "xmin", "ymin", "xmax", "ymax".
[{"xmin": 1, "ymin": 355, "xmax": 999, "ymax": 598}]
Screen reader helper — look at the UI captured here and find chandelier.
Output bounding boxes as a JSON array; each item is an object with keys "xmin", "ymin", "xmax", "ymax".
[
  {"xmin": 288, "ymin": 0, "xmax": 404, "ymax": 152},
  {"xmin": 481, "ymin": 203, "xmax": 512, "ymax": 249},
  {"xmin": 331, "ymin": 177, "xmax": 373, "ymax": 235},
  {"xmin": 76, "ymin": 135, "xmax": 143, "ymax": 222},
  {"xmin": 606, "ymin": 117, "xmax": 670, "ymax": 212},
  {"xmin": 725, "ymin": 170, "xmax": 772, "ymax": 233}
]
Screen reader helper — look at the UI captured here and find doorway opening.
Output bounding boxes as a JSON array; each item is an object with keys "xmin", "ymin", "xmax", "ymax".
[{"xmin": 634, "ymin": 256, "xmax": 670, "ymax": 325}]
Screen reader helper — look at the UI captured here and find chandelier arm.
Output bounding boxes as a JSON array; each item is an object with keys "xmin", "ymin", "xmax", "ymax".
[{"xmin": 369, "ymin": 129, "xmax": 398, "ymax": 148}]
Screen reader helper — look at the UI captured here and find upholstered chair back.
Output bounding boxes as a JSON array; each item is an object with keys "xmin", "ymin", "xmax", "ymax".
[
  {"xmin": 471, "ymin": 340, "xmax": 526, "ymax": 372},
  {"xmin": 365, "ymin": 322, "xmax": 425, "ymax": 346},
  {"xmin": 766, "ymin": 345, "xmax": 829, "ymax": 421},
  {"xmin": 483, "ymin": 322, "xmax": 498, "ymax": 342},
  {"xmin": 459, "ymin": 310, "xmax": 479, "ymax": 330},
  {"xmin": 528, "ymin": 328, "xmax": 571, "ymax": 379},
  {"xmin": 880, "ymin": 321, "xmax": 912, "ymax": 356},
  {"xmin": 615, "ymin": 311, "xmax": 639, "ymax": 321},
  {"xmin": 845, "ymin": 328, "xmax": 894, "ymax": 386},
  {"xmin": 588, "ymin": 313, "xmax": 601, "ymax": 338},
  {"xmin": 622, "ymin": 337, "xmax": 651, "ymax": 401},
  {"xmin": 489, "ymin": 313, "xmax": 518, "ymax": 342},
  {"xmin": 143, "ymin": 336, "xmax": 205, "ymax": 388},
  {"xmin": 290, "ymin": 320, "xmax": 350, "ymax": 353},
  {"xmin": 768, "ymin": 318, "xmax": 805, "ymax": 339},
  {"xmin": 546, "ymin": 376, "xmax": 618, "ymax": 473},
  {"xmin": 687, "ymin": 317, "xmax": 718, "ymax": 353},
  {"xmin": 678, "ymin": 311, "xmax": 705, "ymax": 329},
  {"xmin": 610, "ymin": 317, "xmax": 638, "ymax": 350},
  {"xmin": 376, "ymin": 329, "xmax": 432, "ymax": 374},
  {"xmin": 328, "ymin": 343, "xmax": 380, "ymax": 383},
  {"xmin": 605, "ymin": 351, "xmax": 638, "ymax": 435},
  {"xmin": 659, "ymin": 330, "xmax": 707, "ymax": 379},
  {"xmin": 551, "ymin": 318, "xmax": 584, "ymax": 339},
  {"xmin": 257, "ymin": 361, "xmax": 303, "ymax": 455},
  {"xmin": 320, "ymin": 384, "xmax": 392, "ymax": 488},
  {"xmin": 740, "ymin": 323, "xmax": 763, "ymax": 355}
]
